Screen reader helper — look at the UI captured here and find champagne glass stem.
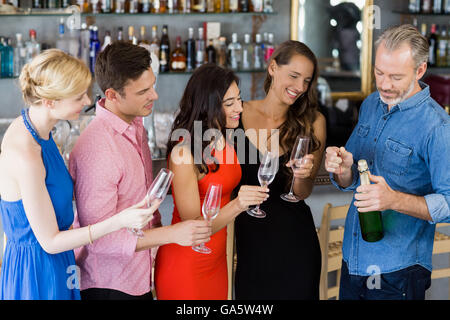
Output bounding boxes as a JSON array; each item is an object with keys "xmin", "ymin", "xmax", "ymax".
[{"xmin": 288, "ymin": 176, "xmax": 295, "ymax": 196}]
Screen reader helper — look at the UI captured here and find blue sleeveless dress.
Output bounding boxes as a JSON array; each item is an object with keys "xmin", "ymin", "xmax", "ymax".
[{"xmin": 0, "ymin": 109, "xmax": 81, "ymax": 300}]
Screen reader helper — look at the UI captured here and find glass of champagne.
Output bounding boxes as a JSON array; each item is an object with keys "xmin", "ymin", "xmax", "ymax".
[
  {"xmin": 192, "ymin": 183, "xmax": 222, "ymax": 254},
  {"xmin": 246, "ymin": 151, "xmax": 279, "ymax": 218},
  {"xmin": 280, "ymin": 135, "xmax": 310, "ymax": 203},
  {"xmin": 130, "ymin": 168, "xmax": 174, "ymax": 237}
]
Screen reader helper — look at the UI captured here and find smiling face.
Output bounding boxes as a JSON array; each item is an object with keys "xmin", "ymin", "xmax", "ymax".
[
  {"xmin": 222, "ymin": 81, "xmax": 243, "ymax": 129},
  {"xmin": 107, "ymin": 67, "xmax": 158, "ymax": 123},
  {"xmin": 268, "ymin": 54, "xmax": 314, "ymax": 106},
  {"xmin": 374, "ymin": 41, "xmax": 425, "ymax": 107},
  {"xmin": 51, "ymin": 87, "xmax": 91, "ymax": 121}
]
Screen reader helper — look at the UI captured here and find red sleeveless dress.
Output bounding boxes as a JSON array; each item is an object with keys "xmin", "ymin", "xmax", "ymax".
[{"xmin": 154, "ymin": 143, "xmax": 241, "ymax": 300}]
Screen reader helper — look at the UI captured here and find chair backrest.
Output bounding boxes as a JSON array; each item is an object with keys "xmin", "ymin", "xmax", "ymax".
[
  {"xmin": 226, "ymin": 221, "xmax": 235, "ymax": 300},
  {"xmin": 318, "ymin": 203, "xmax": 349, "ymax": 255},
  {"xmin": 318, "ymin": 203, "xmax": 350, "ymax": 300}
]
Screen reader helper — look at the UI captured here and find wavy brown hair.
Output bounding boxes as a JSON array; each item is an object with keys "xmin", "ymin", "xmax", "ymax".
[
  {"xmin": 264, "ymin": 40, "xmax": 321, "ymax": 187},
  {"xmin": 167, "ymin": 64, "xmax": 240, "ymax": 175}
]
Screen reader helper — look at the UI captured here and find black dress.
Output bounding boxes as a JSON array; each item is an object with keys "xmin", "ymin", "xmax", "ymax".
[{"xmin": 233, "ymin": 119, "xmax": 321, "ymax": 300}]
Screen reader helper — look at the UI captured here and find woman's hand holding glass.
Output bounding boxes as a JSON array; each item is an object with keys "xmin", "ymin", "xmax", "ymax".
[
  {"xmin": 234, "ymin": 185, "xmax": 270, "ymax": 212},
  {"xmin": 286, "ymin": 154, "xmax": 315, "ymax": 179},
  {"xmin": 116, "ymin": 197, "xmax": 161, "ymax": 231}
]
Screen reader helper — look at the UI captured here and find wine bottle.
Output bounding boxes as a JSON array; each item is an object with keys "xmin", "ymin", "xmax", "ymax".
[
  {"xmin": 357, "ymin": 159, "xmax": 384, "ymax": 243},
  {"xmin": 159, "ymin": 25, "xmax": 170, "ymax": 73}
]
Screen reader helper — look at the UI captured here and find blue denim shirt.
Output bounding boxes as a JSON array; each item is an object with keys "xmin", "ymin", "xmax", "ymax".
[{"xmin": 331, "ymin": 82, "xmax": 450, "ymax": 276}]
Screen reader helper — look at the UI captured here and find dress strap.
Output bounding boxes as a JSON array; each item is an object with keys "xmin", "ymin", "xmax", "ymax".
[{"xmin": 21, "ymin": 108, "xmax": 42, "ymax": 145}]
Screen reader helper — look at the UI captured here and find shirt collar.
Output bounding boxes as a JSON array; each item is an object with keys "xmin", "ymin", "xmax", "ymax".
[
  {"xmin": 95, "ymin": 98, "xmax": 142, "ymax": 135},
  {"xmin": 377, "ymin": 81, "xmax": 430, "ymax": 113}
]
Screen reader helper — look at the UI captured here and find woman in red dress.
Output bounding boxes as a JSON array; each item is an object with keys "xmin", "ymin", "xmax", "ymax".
[{"xmin": 154, "ymin": 64, "xmax": 269, "ymax": 300}]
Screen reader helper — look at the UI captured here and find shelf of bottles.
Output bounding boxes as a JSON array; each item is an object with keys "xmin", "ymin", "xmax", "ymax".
[
  {"xmin": 391, "ymin": 1, "xmax": 450, "ymax": 70},
  {"xmin": 0, "ymin": 3, "xmax": 276, "ymax": 79},
  {"xmin": 394, "ymin": 0, "xmax": 450, "ymax": 15},
  {"xmin": 0, "ymin": 0, "xmax": 275, "ymax": 16}
]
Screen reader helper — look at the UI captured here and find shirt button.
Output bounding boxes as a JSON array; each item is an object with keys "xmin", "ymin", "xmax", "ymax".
[
  {"xmin": 374, "ymin": 138, "xmax": 377, "ymax": 142},
  {"xmin": 353, "ymin": 233, "xmax": 357, "ymax": 237}
]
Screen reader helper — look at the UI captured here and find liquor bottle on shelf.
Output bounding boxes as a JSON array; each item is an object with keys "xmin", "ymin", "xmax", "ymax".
[
  {"xmin": 1, "ymin": 38, "xmax": 13, "ymax": 78},
  {"xmin": 223, "ymin": 0, "xmax": 229, "ymax": 12},
  {"xmin": 192, "ymin": 0, "xmax": 205, "ymax": 12},
  {"xmin": 139, "ymin": 26, "xmax": 150, "ymax": 47},
  {"xmin": 170, "ymin": 36, "xmax": 186, "ymax": 72},
  {"xmin": 152, "ymin": 0, "xmax": 160, "ymax": 12},
  {"xmin": 241, "ymin": 33, "xmax": 252, "ymax": 70},
  {"xmin": 206, "ymin": 39, "xmax": 216, "ymax": 64},
  {"xmin": 206, "ymin": 0, "xmax": 214, "ymax": 12},
  {"xmin": 213, "ymin": 0, "xmax": 221, "ymax": 12},
  {"xmin": 56, "ymin": 18, "xmax": 68, "ymax": 54},
  {"xmin": 185, "ymin": 27, "xmax": 196, "ymax": 72},
  {"xmin": 160, "ymin": 0, "xmax": 168, "ymax": 12},
  {"xmin": 420, "ymin": 23, "xmax": 427, "ymax": 38},
  {"xmin": 421, "ymin": 0, "xmax": 432, "ymax": 13},
  {"xmin": 101, "ymin": 30, "xmax": 112, "ymax": 51},
  {"xmin": 167, "ymin": 0, "xmax": 178, "ymax": 13},
  {"xmin": 437, "ymin": 25, "xmax": 448, "ymax": 67},
  {"xmin": 264, "ymin": 32, "xmax": 274, "ymax": 64},
  {"xmin": 239, "ymin": 0, "xmax": 248, "ymax": 12},
  {"xmin": 13, "ymin": 33, "xmax": 26, "ymax": 78},
  {"xmin": 89, "ymin": 26, "xmax": 101, "ymax": 74},
  {"xmin": 217, "ymin": 36, "xmax": 227, "ymax": 68},
  {"xmin": 252, "ymin": 0, "xmax": 262, "ymax": 12},
  {"xmin": 102, "ymin": 0, "xmax": 111, "ymax": 12},
  {"xmin": 195, "ymin": 27, "xmax": 205, "ymax": 68},
  {"xmin": 25, "ymin": 29, "xmax": 41, "ymax": 64},
  {"xmin": 228, "ymin": 0, "xmax": 238, "ymax": 12},
  {"xmin": 150, "ymin": 25, "xmax": 160, "ymax": 59},
  {"xmin": 408, "ymin": 0, "xmax": 420, "ymax": 13},
  {"xmin": 253, "ymin": 33, "xmax": 263, "ymax": 69},
  {"xmin": 159, "ymin": 25, "xmax": 170, "ymax": 73},
  {"xmin": 357, "ymin": 159, "xmax": 384, "ymax": 242},
  {"xmin": 428, "ymin": 24, "xmax": 438, "ymax": 67},
  {"xmin": 179, "ymin": 0, "xmax": 191, "ymax": 13},
  {"xmin": 227, "ymin": 33, "xmax": 241, "ymax": 70},
  {"xmin": 129, "ymin": 0, "xmax": 139, "ymax": 13},
  {"xmin": 82, "ymin": 0, "xmax": 92, "ymax": 12},
  {"xmin": 262, "ymin": 0, "xmax": 272, "ymax": 13},
  {"xmin": 115, "ymin": 0, "xmax": 125, "ymax": 13},
  {"xmin": 128, "ymin": 26, "xmax": 135, "ymax": 43},
  {"xmin": 92, "ymin": 0, "xmax": 103, "ymax": 13},
  {"xmin": 445, "ymin": 0, "xmax": 450, "ymax": 13},
  {"xmin": 80, "ymin": 23, "xmax": 90, "ymax": 67},
  {"xmin": 117, "ymin": 26, "xmax": 124, "ymax": 41},
  {"xmin": 433, "ymin": 0, "xmax": 443, "ymax": 13},
  {"xmin": 141, "ymin": 0, "xmax": 150, "ymax": 12}
]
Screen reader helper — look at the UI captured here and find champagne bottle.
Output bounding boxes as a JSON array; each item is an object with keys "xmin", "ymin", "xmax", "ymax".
[{"xmin": 357, "ymin": 159, "xmax": 384, "ymax": 242}]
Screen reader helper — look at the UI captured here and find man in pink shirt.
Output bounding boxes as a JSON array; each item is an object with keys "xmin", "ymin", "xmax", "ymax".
[{"xmin": 69, "ymin": 41, "xmax": 211, "ymax": 300}]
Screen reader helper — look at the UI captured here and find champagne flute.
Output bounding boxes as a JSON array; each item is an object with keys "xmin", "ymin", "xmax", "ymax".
[
  {"xmin": 130, "ymin": 168, "xmax": 174, "ymax": 237},
  {"xmin": 246, "ymin": 151, "xmax": 279, "ymax": 218},
  {"xmin": 280, "ymin": 135, "xmax": 310, "ymax": 203},
  {"xmin": 192, "ymin": 183, "xmax": 222, "ymax": 254}
]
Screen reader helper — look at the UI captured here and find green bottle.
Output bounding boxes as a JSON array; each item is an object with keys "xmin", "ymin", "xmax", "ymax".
[{"xmin": 357, "ymin": 159, "xmax": 384, "ymax": 242}]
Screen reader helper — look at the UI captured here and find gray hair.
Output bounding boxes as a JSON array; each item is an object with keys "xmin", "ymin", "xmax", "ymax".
[{"xmin": 375, "ymin": 24, "xmax": 429, "ymax": 69}]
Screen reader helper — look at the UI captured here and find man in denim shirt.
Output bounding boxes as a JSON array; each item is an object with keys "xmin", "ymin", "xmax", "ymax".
[{"xmin": 325, "ymin": 24, "xmax": 450, "ymax": 300}]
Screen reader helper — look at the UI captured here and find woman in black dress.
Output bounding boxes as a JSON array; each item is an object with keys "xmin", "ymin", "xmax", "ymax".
[{"xmin": 234, "ymin": 40, "xmax": 326, "ymax": 299}]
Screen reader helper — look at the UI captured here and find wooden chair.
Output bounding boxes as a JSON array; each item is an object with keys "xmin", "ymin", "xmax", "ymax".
[
  {"xmin": 318, "ymin": 203, "xmax": 349, "ymax": 300},
  {"xmin": 431, "ymin": 223, "xmax": 450, "ymax": 299},
  {"xmin": 226, "ymin": 221, "xmax": 236, "ymax": 300}
]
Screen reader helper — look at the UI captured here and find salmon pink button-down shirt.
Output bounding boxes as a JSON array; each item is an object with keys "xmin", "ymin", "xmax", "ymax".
[{"xmin": 69, "ymin": 99, "xmax": 160, "ymax": 296}]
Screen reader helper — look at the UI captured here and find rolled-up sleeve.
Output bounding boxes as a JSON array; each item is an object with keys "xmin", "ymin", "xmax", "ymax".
[{"xmin": 426, "ymin": 123, "xmax": 450, "ymax": 224}]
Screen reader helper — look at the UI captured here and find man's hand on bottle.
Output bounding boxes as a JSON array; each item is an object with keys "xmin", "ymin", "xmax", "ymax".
[{"xmin": 354, "ymin": 173, "xmax": 398, "ymax": 212}]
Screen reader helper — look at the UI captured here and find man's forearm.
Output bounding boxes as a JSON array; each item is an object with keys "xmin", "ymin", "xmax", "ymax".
[{"xmin": 391, "ymin": 191, "xmax": 432, "ymax": 221}]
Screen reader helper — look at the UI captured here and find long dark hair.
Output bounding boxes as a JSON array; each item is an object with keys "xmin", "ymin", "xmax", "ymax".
[
  {"xmin": 264, "ymin": 40, "xmax": 321, "ymax": 187},
  {"xmin": 167, "ymin": 64, "xmax": 240, "ymax": 175}
]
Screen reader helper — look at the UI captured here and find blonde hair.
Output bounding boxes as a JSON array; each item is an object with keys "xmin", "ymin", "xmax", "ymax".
[
  {"xmin": 19, "ymin": 49, "xmax": 92, "ymax": 106},
  {"xmin": 375, "ymin": 24, "xmax": 429, "ymax": 70}
]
